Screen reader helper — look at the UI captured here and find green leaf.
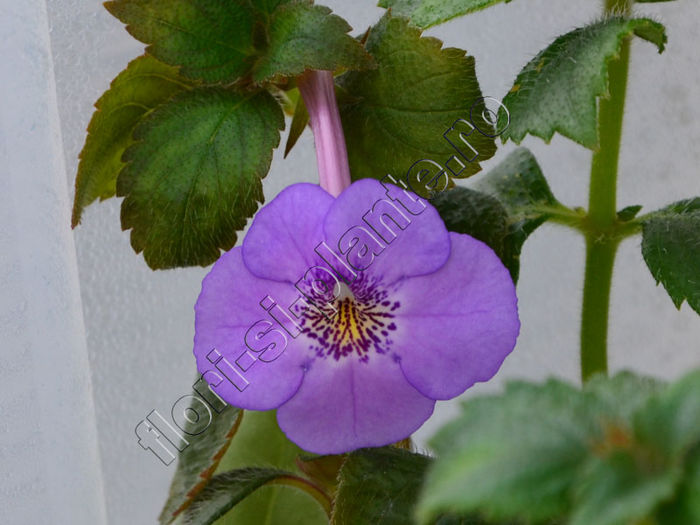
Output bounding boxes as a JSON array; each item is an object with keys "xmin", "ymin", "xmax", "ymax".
[
  {"xmin": 585, "ymin": 371, "xmax": 700, "ymax": 525},
  {"xmin": 634, "ymin": 370, "xmax": 700, "ymax": 457},
  {"xmin": 213, "ymin": 410, "xmax": 327, "ymax": 525},
  {"xmin": 651, "ymin": 373, "xmax": 700, "ymax": 524},
  {"xmin": 617, "ymin": 204, "xmax": 643, "ymax": 222},
  {"xmin": 474, "ymin": 148, "xmax": 559, "ymax": 216},
  {"xmin": 570, "ymin": 452, "xmax": 680, "ymax": 525},
  {"xmin": 160, "ymin": 395, "xmax": 243, "ymax": 524},
  {"xmin": 433, "ymin": 516, "xmax": 509, "ymax": 525},
  {"xmin": 296, "ymin": 454, "xmax": 346, "ymax": 496},
  {"xmin": 284, "ymin": 90, "xmax": 309, "ymax": 157},
  {"xmin": 105, "ymin": 0, "xmax": 370, "ymax": 86},
  {"xmin": 117, "ymin": 87, "xmax": 283, "ymax": 269},
  {"xmin": 658, "ymin": 445, "xmax": 700, "ymax": 525},
  {"xmin": 333, "ymin": 447, "xmax": 519, "ymax": 525},
  {"xmin": 377, "ymin": 0, "xmax": 514, "ymax": 29},
  {"xmin": 417, "ymin": 373, "xmax": 665, "ymax": 524},
  {"xmin": 641, "ymin": 198, "xmax": 700, "ymax": 315},
  {"xmin": 419, "ymin": 380, "xmax": 593, "ymax": 523},
  {"xmin": 474, "ymin": 147, "xmax": 562, "ymax": 281},
  {"xmin": 250, "ymin": 0, "xmax": 293, "ymax": 15},
  {"xmin": 430, "ymin": 187, "xmax": 512, "ymax": 276},
  {"xmin": 501, "ymin": 17, "xmax": 666, "ymax": 149},
  {"xmin": 583, "ymin": 372, "xmax": 664, "ymax": 422},
  {"xmin": 72, "ymin": 55, "xmax": 190, "ymax": 227},
  {"xmin": 637, "ymin": 0, "xmax": 676, "ymax": 3},
  {"xmin": 179, "ymin": 468, "xmax": 294, "ymax": 525},
  {"xmin": 338, "ymin": 13, "xmax": 496, "ymax": 185},
  {"xmin": 332, "ymin": 447, "xmax": 431, "ymax": 525},
  {"xmin": 251, "ymin": 2, "xmax": 373, "ymax": 83},
  {"xmin": 582, "ymin": 371, "xmax": 700, "ymax": 525},
  {"xmin": 105, "ymin": 0, "xmax": 257, "ymax": 84}
]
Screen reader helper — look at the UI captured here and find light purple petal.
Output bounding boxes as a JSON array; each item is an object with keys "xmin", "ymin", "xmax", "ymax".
[
  {"xmin": 194, "ymin": 248, "xmax": 309, "ymax": 411},
  {"xmin": 276, "ymin": 352, "xmax": 435, "ymax": 454},
  {"xmin": 242, "ymin": 183, "xmax": 334, "ymax": 283},
  {"xmin": 323, "ymin": 178, "xmax": 450, "ymax": 285},
  {"xmin": 395, "ymin": 232, "xmax": 519, "ymax": 400}
]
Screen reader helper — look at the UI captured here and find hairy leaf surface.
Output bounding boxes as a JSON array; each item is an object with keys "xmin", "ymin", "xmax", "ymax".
[
  {"xmin": 501, "ymin": 17, "xmax": 666, "ymax": 149},
  {"xmin": 72, "ymin": 55, "xmax": 190, "ymax": 226},
  {"xmin": 641, "ymin": 198, "xmax": 700, "ymax": 315},
  {"xmin": 338, "ymin": 14, "xmax": 495, "ymax": 185},
  {"xmin": 117, "ymin": 88, "xmax": 284, "ymax": 269},
  {"xmin": 378, "ymin": 0, "xmax": 514, "ymax": 29}
]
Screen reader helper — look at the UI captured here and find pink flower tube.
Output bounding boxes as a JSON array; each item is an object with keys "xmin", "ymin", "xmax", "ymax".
[{"xmin": 297, "ymin": 69, "xmax": 352, "ymax": 197}]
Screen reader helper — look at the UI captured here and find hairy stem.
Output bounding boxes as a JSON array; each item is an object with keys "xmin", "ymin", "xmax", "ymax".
[
  {"xmin": 580, "ymin": 0, "xmax": 631, "ymax": 381},
  {"xmin": 580, "ymin": 237, "xmax": 619, "ymax": 380},
  {"xmin": 297, "ymin": 70, "xmax": 352, "ymax": 197}
]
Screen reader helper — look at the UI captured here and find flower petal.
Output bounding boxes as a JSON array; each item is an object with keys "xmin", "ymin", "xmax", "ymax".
[
  {"xmin": 242, "ymin": 183, "xmax": 334, "ymax": 282},
  {"xmin": 276, "ymin": 353, "xmax": 435, "ymax": 454},
  {"xmin": 323, "ymin": 178, "xmax": 450, "ymax": 284},
  {"xmin": 194, "ymin": 248, "xmax": 309, "ymax": 410},
  {"xmin": 395, "ymin": 232, "xmax": 519, "ymax": 400}
]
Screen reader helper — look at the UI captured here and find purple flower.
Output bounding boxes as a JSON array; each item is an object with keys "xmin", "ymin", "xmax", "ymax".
[{"xmin": 194, "ymin": 178, "xmax": 519, "ymax": 454}]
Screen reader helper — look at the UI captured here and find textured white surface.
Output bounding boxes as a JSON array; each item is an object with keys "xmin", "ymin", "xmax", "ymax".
[
  {"xmin": 0, "ymin": 0, "xmax": 107, "ymax": 523},
  {"xmin": 41, "ymin": 0, "xmax": 700, "ymax": 523}
]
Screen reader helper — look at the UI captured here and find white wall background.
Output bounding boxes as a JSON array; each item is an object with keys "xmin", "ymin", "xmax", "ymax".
[
  {"xmin": 0, "ymin": 1, "xmax": 107, "ymax": 523},
  {"xmin": 3, "ymin": 0, "xmax": 697, "ymax": 523}
]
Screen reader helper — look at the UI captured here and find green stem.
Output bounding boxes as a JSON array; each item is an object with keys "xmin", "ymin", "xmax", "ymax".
[
  {"xmin": 537, "ymin": 204, "xmax": 587, "ymax": 231},
  {"xmin": 580, "ymin": 238, "xmax": 619, "ymax": 380},
  {"xmin": 580, "ymin": 0, "xmax": 631, "ymax": 382}
]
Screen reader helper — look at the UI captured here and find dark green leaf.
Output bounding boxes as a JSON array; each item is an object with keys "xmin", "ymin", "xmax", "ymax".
[
  {"xmin": 117, "ymin": 87, "xmax": 284, "ymax": 269},
  {"xmin": 213, "ymin": 410, "xmax": 327, "ymax": 525},
  {"xmin": 474, "ymin": 148, "xmax": 559, "ymax": 216},
  {"xmin": 417, "ymin": 373, "xmax": 664, "ymax": 524},
  {"xmin": 332, "ymin": 447, "xmax": 431, "ymax": 525},
  {"xmin": 617, "ymin": 204, "xmax": 643, "ymax": 222},
  {"xmin": 284, "ymin": 90, "xmax": 309, "ymax": 157},
  {"xmin": 378, "ymin": 0, "xmax": 514, "ymax": 29},
  {"xmin": 641, "ymin": 198, "xmax": 700, "ymax": 314},
  {"xmin": 160, "ymin": 392, "xmax": 242, "ymax": 524},
  {"xmin": 338, "ymin": 14, "xmax": 495, "ymax": 186},
  {"xmin": 105, "ymin": 0, "xmax": 257, "ymax": 84},
  {"xmin": 250, "ymin": 0, "xmax": 293, "ymax": 15},
  {"xmin": 179, "ymin": 468, "xmax": 294, "ymax": 525},
  {"xmin": 251, "ymin": 2, "xmax": 373, "ymax": 83},
  {"xmin": 473, "ymin": 148, "xmax": 562, "ymax": 281},
  {"xmin": 657, "ymin": 445, "xmax": 700, "ymax": 525},
  {"xmin": 433, "ymin": 516, "xmax": 512, "ymax": 525},
  {"xmin": 105, "ymin": 0, "xmax": 370, "ymax": 86},
  {"xmin": 72, "ymin": 55, "xmax": 190, "ymax": 227},
  {"xmin": 430, "ymin": 187, "xmax": 512, "ymax": 275},
  {"xmin": 501, "ymin": 17, "xmax": 666, "ymax": 149},
  {"xmin": 333, "ymin": 447, "xmax": 516, "ymax": 525}
]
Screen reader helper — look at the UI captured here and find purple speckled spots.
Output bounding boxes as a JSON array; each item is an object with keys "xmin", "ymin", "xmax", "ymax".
[{"xmin": 193, "ymin": 180, "xmax": 520, "ymax": 454}]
